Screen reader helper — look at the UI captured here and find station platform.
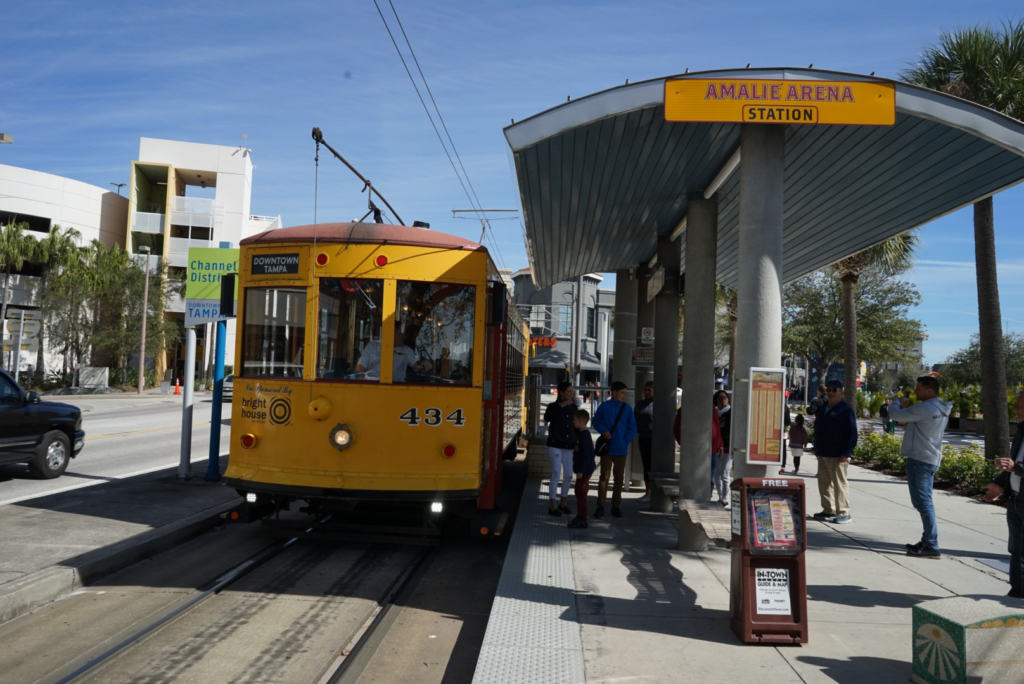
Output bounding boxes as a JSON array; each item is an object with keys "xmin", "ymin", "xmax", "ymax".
[
  {"xmin": 473, "ymin": 456, "xmax": 1014, "ymax": 684},
  {"xmin": 0, "ymin": 461, "xmax": 239, "ymax": 625}
]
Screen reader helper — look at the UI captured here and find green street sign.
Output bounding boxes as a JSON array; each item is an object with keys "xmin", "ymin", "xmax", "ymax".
[
  {"xmin": 186, "ymin": 247, "xmax": 239, "ymax": 301},
  {"xmin": 186, "ymin": 247, "xmax": 239, "ymax": 326}
]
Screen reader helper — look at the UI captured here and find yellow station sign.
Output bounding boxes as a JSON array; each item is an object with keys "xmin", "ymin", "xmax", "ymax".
[{"xmin": 665, "ymin": 79, "xmax": 896, "ymax": 126}]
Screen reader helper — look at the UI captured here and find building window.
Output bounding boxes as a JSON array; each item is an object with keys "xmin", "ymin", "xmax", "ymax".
[
  {"xmin": 529, "ymin": 305, "xmax": 547, "ymax": 334},
  {"xmin": 586, "ymin": 307, "xmax": 596, "ymax": 338},
  {"xmin": 557, "ymin": 305, "xmax": 572, "ymax": 336}
]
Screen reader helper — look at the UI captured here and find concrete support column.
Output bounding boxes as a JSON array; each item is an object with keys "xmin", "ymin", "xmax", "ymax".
[
  {"xmin": 678, "ymin": 194, "xmax": 718, "ymax": 551},
  {"xmin": 632, "ymin": 266, "xmax": 655, "ymax": 486},
  {"xmin": 732, "ymin": 124, "xmax": 785, "ymax": 480},
  {"xmin": 612, "ymin": 269, "xmax": 637, "ymax": 405},
  {"xmin": 650, "ymin": 238, "xmax": 680, "ymax": 513}
]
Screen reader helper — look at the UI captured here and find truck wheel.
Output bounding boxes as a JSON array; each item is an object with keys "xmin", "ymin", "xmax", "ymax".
[{"xmin": 30, "ymin": 431, "xmax": 71, "ymax": 479}]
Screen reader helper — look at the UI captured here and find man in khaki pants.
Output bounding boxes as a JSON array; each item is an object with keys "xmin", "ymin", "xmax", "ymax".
[{"xmin": 811, "ymin": 380, "xmax": 858, "ymax": 524}]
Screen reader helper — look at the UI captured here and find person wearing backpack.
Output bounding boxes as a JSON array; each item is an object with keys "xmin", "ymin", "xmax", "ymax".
[{"xmin": 592, "ymin": 381, "xmax": 638, "ymax": 520}]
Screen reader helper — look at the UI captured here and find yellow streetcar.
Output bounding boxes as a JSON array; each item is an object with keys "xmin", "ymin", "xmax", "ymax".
[{"xmin": 224, "ymin": 221, "xmax": 527, "ymax": 538}]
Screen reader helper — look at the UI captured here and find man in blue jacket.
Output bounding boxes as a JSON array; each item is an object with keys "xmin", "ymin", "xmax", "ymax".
[
  {"xmin": 592, "ymin": 381, "xmax": 638, "ymax": 519},
  {"xmin": 812, "ymin": 380, "xmax": 858, "ymax": 524}
]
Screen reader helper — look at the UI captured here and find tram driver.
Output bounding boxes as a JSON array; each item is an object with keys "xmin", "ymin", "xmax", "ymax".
[{"xmin": 356, "ymin": 321, "xmax": 417, "ymax": 380}]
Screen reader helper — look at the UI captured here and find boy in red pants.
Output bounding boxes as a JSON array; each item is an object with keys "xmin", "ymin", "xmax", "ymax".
[{"xmin": 569, "ymin": 409, "xmax": 596, "ymax": 529}]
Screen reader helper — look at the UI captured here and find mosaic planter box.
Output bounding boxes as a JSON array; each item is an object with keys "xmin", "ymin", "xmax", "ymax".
[{"xmin": 912, "ymin": 596, "xmax": 1024, "ymax": 683}]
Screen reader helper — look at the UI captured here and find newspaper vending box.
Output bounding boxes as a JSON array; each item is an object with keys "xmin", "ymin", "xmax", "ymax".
[{"xmin": 729, "ymin": 477, "xmax": 808, "ymax": 644}]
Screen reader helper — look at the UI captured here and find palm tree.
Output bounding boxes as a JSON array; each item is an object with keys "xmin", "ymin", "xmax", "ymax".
[
  {"xmin": 31, "ymin": 225, "xmax": 82, "ymax": 384},
  {"xmin": 902, "ymin": 19, "xmax": 1024, "ymax": 460},
  {"xmin": 0, "ymin": 220, "xmax": 34, "ymax": 369},
  {"xmin": 833, "ymin": 233, "xmax": 919, "ymax": 412}
]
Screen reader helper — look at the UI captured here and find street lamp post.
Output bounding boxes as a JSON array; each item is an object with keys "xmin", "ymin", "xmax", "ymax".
[
  {"xmin": 110, "ymin": 182, "xmax": 126, "ymax": 195},
  {"xmin": 137, "ymin": 246, "xmax": 152, "ymax": 395}
]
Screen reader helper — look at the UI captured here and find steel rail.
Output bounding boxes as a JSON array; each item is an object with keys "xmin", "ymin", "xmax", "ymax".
[{"xmin": 51, "ymin": 519, "xmax": 327, "ymax": 684}]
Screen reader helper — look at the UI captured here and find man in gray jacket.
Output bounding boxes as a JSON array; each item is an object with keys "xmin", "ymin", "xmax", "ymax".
[{"xmin": 889, "ymin": 375, "xmax": 952, "ymax": 559}]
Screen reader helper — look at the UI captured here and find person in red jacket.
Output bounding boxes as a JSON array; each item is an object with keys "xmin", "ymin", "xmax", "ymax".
[{"xmin": 674, "ymin": 401, "xmax": 724, "ymax": 497}]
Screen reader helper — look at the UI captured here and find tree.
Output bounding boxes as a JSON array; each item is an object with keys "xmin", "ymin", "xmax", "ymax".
[
  {"xmin": 87, "ymin": 245, "xmax": 181, "ymax": 386},
  {"xmin": 0, "ymin": 220, "xmax": 34, "ymax": 368},
  {"xmin": 833, "ymin": 233, "xmax": 918, "ymax": 411},
  {"xmin": 902, "ymin": 19, "xmax": 1024, "ymax": 459},
  {"xmin": 782, "ymin": 268, "xmax": 925, "ymax": 388},
  {"xmin": 30, "ymin": 225, "xmax": 82, "ymax": 384},
  {"xmin": 942, "ymin": 333, "xmax": 1024, "ymax": 388}
]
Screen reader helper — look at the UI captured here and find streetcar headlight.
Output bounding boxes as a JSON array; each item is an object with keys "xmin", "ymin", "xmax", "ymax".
[
  {"xmin": 431, "ymin": 502, "xmax": 443, "ymax": 513},
  {"xmin": 329, "ymin": 423, "xmax": 353, "ymax": 451},
  {"xmin": 246, "ymin": 492, "xmax": 258, "ymax": 503}
]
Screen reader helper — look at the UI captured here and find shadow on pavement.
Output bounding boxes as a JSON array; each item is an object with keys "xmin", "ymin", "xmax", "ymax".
[
  {"xmin": 795, "ymin": 655, "xmax": 907, "ymax": 684},
  {"xmin": 808, "ymin": 584, "xmax": 941, "ymax": 609}
]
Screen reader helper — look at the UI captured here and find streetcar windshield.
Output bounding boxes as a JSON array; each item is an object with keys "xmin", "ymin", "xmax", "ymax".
[
  {"xmin": 241, "ymin": 288, "xmax": 307, "ymax": 378},
  {"xmin": 396, "ymin": 281, "xmax": 475, "ymax": 384},
  {"xmin": 317, "ymin": 278, "xmax": 384, "ymax": 381}
]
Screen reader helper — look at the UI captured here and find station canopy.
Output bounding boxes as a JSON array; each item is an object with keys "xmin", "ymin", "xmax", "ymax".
[{"xmin": 505, "ymin": 68, "xmax": 1024, "ymax": 288}]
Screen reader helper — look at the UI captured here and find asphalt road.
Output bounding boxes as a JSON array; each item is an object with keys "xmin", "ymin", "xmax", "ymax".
[{"xmin": 0, "ymin": 393, "xmax": 231, "ymax": 506}]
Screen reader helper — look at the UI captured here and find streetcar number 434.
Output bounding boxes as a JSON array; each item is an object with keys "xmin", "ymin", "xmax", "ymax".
[{"xmin": 399, "ymin": 408, "xmax": 466, "ymax": 427}]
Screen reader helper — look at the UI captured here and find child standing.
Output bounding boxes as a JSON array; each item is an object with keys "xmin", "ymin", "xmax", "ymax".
[
  {"xmin": 569, "ymin": 409, "xmax": 596, "ymax": 529},
  {"xmin": 785, "ymin": 413, "xmax": 809, "ymax": 475}
]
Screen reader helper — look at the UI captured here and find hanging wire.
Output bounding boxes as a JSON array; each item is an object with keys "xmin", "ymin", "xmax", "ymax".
[{"xmin": 373, "ymin": 0, "xmax": 509, "ymax": 272}]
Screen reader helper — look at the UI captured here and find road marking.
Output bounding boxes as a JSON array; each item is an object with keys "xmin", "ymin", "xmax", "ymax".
[
  {"xmin": 0, "ymin": 452, "xmax": 231, "ymax": 506},
  {"xmin": 86, "ymin": 422, "xmax": 213, "ymax": 441}
]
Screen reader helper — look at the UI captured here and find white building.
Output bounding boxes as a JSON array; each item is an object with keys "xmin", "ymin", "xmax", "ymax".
[
  {"xmin": 0, "ymin": 164, "xmax": 128, "ymax": 373},
  {"xmin": 0, "ymin": 137, "xmax": 280, "ymax": 384},
  {"xmin": 126, "ymin": 138, "xmax": 281, "ymax": 380}
]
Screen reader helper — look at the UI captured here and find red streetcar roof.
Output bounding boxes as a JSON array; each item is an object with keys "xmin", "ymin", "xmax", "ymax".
[{"xmin": 242, "ymin": 222, "xmax": 488, "ymax": 253}]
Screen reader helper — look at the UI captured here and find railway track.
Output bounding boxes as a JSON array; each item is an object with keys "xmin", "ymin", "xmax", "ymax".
[{"xmin": 21, "ymin": 518, "xmax": 431, "ymax": 684}]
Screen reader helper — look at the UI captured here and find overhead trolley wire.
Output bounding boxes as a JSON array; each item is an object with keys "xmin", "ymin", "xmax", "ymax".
[{"xmin": 372, "ymin": 0, "xmax": 510, "ymax": 272}]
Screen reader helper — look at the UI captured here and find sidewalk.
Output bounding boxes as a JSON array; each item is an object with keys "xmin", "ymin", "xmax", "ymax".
[
  {"xmin": 0, "ymin": 461, "xmax": 239, "ymax": 624},
  {"xmin": 475, "ymin": 453, "xmax": 1012, "ymax": 683}
]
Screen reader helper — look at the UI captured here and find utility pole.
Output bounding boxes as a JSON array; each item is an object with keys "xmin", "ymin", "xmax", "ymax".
[{"xmin": 137, "ymin": 246, "xmax": 151, "ymax": 395}]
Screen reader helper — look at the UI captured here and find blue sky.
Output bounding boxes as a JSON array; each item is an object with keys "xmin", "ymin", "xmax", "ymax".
[{"xmin": 3, "ymin": 1, "xmax": 1022, "ymax": 364}]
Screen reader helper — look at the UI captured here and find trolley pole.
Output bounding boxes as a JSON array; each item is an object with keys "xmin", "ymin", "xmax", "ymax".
[
  {"xmin": 178, "ymin": 327, "xmax": 196, "ymax": 480},
  {"xmin": 205, "ymin": 319, "xmax": 226, "ymax": 482}
]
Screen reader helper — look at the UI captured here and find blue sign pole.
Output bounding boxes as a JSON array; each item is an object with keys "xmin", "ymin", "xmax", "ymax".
[{"xmin": 205, "ymin": 319, "xmax": 227, "ymax": 482}]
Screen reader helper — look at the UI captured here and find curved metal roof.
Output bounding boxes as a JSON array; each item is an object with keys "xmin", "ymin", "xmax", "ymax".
[
  {"xmin": 504, "ymin": 68, "xmax": 1024, "ymax": 288},
  {"xmin": 244, "ymin": 222, "xmax": 487, "ymax": 252}
]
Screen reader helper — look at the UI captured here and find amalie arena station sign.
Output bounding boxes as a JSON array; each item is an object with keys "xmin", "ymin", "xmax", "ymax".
[{"xmin": 665, "ymin": 78, "xmax": 895, "ymax": 126}]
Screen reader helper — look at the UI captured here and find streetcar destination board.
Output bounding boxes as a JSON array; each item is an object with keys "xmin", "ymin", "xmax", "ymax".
[
  {"xmin": 251, "ymin": 253, "xmax": 300, "ymax": 275},
  {"xmin": 664, "ymin": 79, "xmax": 895, "ymax": 126}
]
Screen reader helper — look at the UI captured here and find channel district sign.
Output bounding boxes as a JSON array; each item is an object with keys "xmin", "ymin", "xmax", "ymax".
[
  {"xmin": 664, "ymin": 79, "xmax": 895, "ymax": 126},
  {"xmin": 186, "ymin": 247, "xmax": 238, "ymax": 327}
]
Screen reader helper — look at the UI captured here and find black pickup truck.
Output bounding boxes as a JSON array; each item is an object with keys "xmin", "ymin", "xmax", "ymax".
[{"xmin": 0, "ymin": 369, "xmax": 85, "ymax": 478}]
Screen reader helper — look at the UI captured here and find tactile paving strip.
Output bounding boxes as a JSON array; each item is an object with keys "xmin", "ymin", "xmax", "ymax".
[
  {"xmin": 473, "ymin": 644, "xmax": 586, "ymax": 684},
  {"xmin": 473, "ymin": 479, "xmax": 585, "ymax": 684}
]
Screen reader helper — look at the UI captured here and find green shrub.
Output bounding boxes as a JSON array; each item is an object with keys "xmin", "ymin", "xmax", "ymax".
[
  {"xmin": 853, "ymin": 433, "xmax": 903, "ymax": 468},
  {"xmin": 936, "ymin": 443, "xmax": 1000, "ymax": 495},
  {"xmin": 856, "ymin": 390, "xmax": 870, "ymax": 417}
]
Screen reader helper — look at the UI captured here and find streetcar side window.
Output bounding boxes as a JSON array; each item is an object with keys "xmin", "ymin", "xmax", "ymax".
[
  {"xmin": 316, "ymin": 278, "xmax": 384, "ymax": 381},
  {"xmin": 241, "ymin": 288, "xmax": 307, "ymax": 378},
  {"xmin": 395, "ymin": 281, "xmax": 475, "ymax": 384}
]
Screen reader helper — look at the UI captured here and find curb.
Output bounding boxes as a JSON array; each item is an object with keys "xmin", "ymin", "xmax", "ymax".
[{"xmin": 0, "ymin": 498, "xmax": 240, "ymax": 625}]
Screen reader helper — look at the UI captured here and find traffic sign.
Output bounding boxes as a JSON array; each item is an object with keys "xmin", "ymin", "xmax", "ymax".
[{"xmin": 186, "ymin": 247, "xmax": 239, "ymax": 326}]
